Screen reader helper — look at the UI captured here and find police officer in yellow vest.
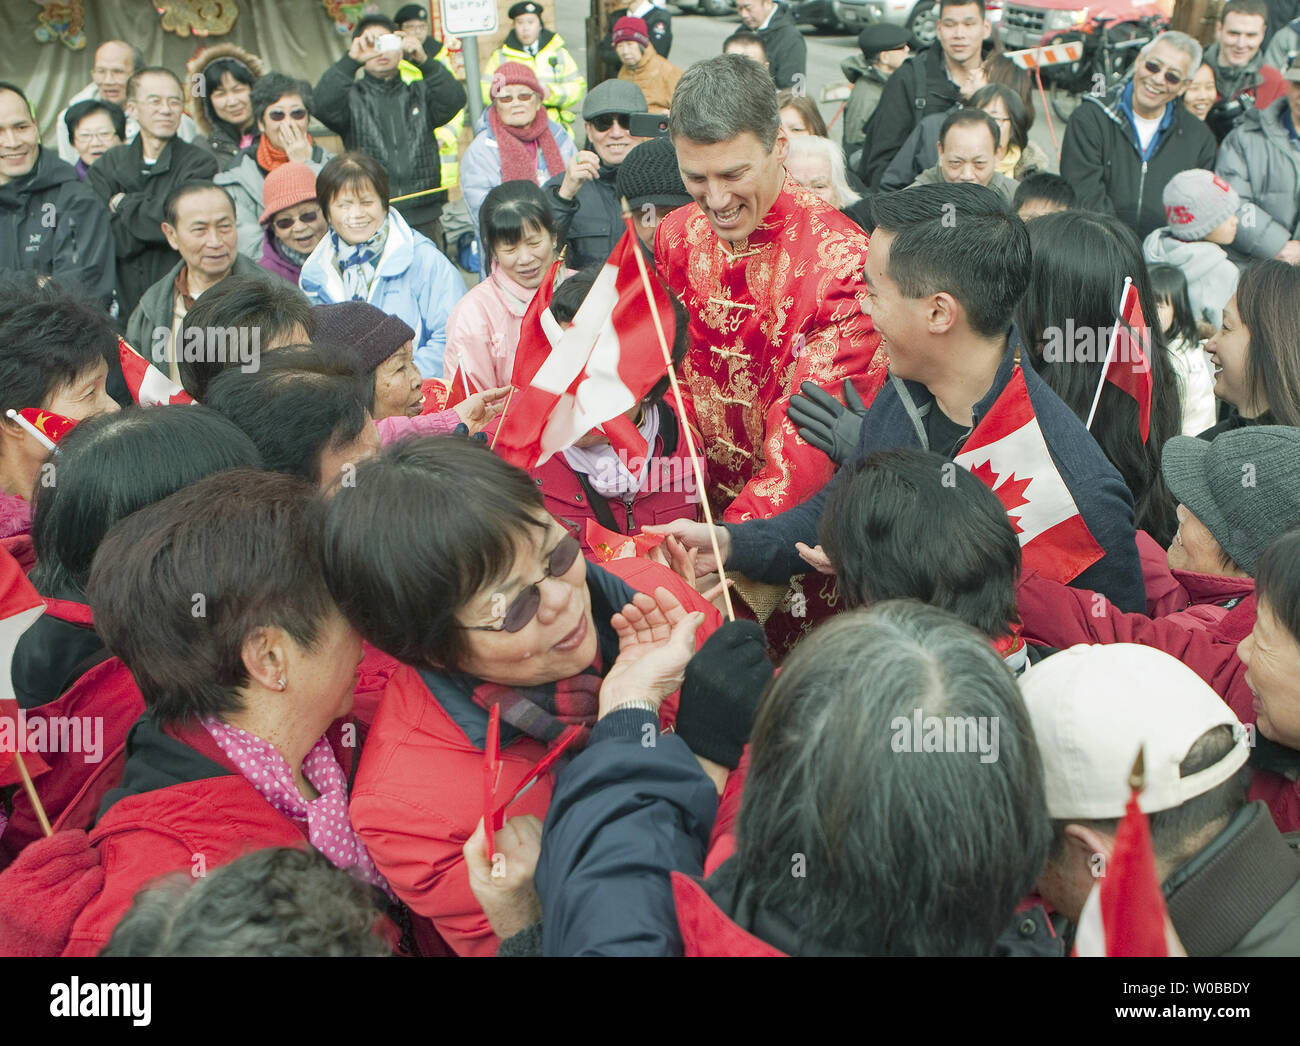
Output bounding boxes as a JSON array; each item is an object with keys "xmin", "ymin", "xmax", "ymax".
[{"xmin": 482, "ymin": 1, "xmax": 585, "ymax": 132}]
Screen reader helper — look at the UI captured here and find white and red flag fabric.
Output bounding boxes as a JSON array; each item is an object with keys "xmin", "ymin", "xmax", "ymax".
[
  {"xmin": 0, "ymin": 545, "xmax": 52, "ymax": 802},
  {"xmin": 953, "ymin": 366, "xmax": 1105, "ymax": 585},
  {"xmin": 492, "ymin": 230, "xmax": 671, "ymax": 472},
  {"xmin": 1086, "ymin": 276, "xmax": 1153, "ymax": 443},
  {"xmin": 118, "ymin": 337, "xmax": 196, "ymax": 407}
]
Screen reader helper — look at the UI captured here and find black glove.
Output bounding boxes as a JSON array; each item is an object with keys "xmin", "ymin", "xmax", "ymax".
[
  {"xmin": 786, "ymin": 379, "xmax": 867, "ymax": 465},
  {"xmin": 675, "ymin": 620, "xmax": 774, "ymax": 771}
]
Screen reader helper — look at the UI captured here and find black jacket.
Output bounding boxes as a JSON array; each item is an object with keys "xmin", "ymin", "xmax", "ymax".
[
  {"xmin": 0, "ymin": 147, "xmax": 117, "ymax": 309},
  {"xmin": 12, "ymin": 582, "xmax": 105, "ymax": 710},
  {"xmin": 759, "ymin": 3, "xmax": 807, "ymax": 89},
  {"xmin": 544, "ymin": 160, "xmax": 622, "ymax": 271},
  {"xmin": 86, "ymin": 136, "xmax": 219, "ymax": 316},
  {"xmin": 314, "ymin": 51, "xmax": 466, "ymax": 227},
  {"xmin": 598, "ymin": 4, "xmax": 673, "ymax": 66},
  {"xmin": 860, "ymin": 43, "xmax": 965, "ymax": 188},
  {"xmin": 1059, "ymin": 81, "xmax": 1218, "ymax": 239}
]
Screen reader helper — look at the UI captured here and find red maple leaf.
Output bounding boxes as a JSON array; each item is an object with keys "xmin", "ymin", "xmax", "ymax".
[{"xmin": 966, "ymin": 459, "xmax": 1033, "ymax": 535}]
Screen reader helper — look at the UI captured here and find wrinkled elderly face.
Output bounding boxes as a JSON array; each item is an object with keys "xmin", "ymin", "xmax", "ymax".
[
  {"xmin": 1131, "ymin": 40, "xmax": 1194, "ymax": 117},
  {"xmin": 163, "ymin": 187, "xmax": 238, "ymax": 281},
  {"xmin": 92, "ymin": 41, "xmax": 134, "ymax": 104},
  {"xmin": 939, "ymin": 121, "xmax": 997, "ymax": 186},
  {"xmin": 371, "ymin": 340, "xmax": 424, "ymax": 421},
  {"xmin": 787, "ymin": 149, "xmax": 836, "ymax": 206},
  {"xmin": 271, "ymin": 199, "xmax": 328, "ymax": 256},
  {"xmin": 1167, "ymin": 504, "xmax": 1230, "ymax": 575},
  {"xmin": 495, "ymin": 86, "xmax": 543, "ymax": 128},
  {"xmin": 1238, "ymin": 600, "xmax": 1300, "ymax": 749},
  {"xmin": 128, "ymin": 71, "xmax": 185, "ymax": 141},
  {"xmin": 71, "ymin": 109, "xmax": 122, "ymax": 167}
]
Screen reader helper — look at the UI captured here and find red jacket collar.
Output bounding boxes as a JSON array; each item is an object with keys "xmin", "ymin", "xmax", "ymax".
[{"xmin": 670, "ymin": 871, "xmax": 785, "ymax": 957}]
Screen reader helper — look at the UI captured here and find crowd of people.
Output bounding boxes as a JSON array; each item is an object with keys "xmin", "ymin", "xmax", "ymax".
[{"xmin": 0, "ymin": 0, "xmax": 1299, "ymax": 959}]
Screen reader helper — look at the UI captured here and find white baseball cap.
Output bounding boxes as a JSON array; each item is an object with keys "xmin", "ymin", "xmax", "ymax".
[{"xmin": 1019, "ymin": 644, "xmax": 1251, "ymax": 820}]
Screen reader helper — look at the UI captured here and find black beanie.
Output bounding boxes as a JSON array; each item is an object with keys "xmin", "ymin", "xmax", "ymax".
[
  {"xmin": 311, "ymin": 302, "xmax": 415, "ymax": 373},
  {"xmin": 616, "ymin": 135, "xmax": 692, "ymax": 211}
]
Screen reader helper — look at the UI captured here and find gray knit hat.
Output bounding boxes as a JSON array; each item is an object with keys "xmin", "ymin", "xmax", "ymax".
[
  {"xmin": 616, "ymin": 135, "xmax": 691, "ymax": 210},
  {"xmin": 1161, "ymin": 426, "xmax": 1300, "ymax": 575},
  {"xmin": 1162, "ymin": 169, "xmax": 1240, "ymax": 243}
]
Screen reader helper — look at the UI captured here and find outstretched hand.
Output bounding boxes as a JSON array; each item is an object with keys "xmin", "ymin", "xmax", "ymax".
[
  {"xmin": 786, "ymin": 379, "xmax": 867, "ymax": 465},
  {"xmin": 600, "ymin": 586, "xmax": 705, "ymax": 717}
]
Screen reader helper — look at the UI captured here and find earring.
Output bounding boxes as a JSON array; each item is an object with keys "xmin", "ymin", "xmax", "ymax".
[{"xmin": 277, "ymin": 677, "xmax": 286, "ymax": 691}]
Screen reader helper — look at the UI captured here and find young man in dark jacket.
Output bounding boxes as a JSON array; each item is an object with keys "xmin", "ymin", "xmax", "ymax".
[
  {"xmin": 314, "ymin": 13, "xmax": 467, "ymax": 245},
  {"xmin": 87, "ymin": 68, "xmax": 219, "ymax": 317},
  {"xmin": 0, "ymin": 84, "xmax": 116, "ymax": 309},
  {"xmin": 649, "ymin": 183, "xmax": 1146, "ymax": 614},
  {"xmin": 1060, "ymin": 32, "xmax": 1218, "ymax": 239},
  {"xmin": 859, "ymin": 0, "xmax": 993, "ymax": 188},
  {"xmin": 736, "ymin": 0, "xmax": 806, "ymax": 89}
]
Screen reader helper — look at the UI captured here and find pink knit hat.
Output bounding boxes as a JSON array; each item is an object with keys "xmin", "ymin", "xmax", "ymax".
[
  {"xmin": 260, "ymin": 162, "xmax": 319, "ymax": 225},
  {"xmin": 613, "ymin": 16, "xmax": 650, "ymax": 48},
  {"xmin": 490, "ymin": 61, "xmax": 548, "ymax": 100}
]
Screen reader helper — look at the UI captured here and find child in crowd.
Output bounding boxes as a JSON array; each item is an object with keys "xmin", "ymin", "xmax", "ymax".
[
  {"xmin": 1012, "ymin": 172, "xmax": 1075, "ymax": 221},
  {"xmin": 1149, "ymin": 263, "xmax": 1218, "ymax": 437}
]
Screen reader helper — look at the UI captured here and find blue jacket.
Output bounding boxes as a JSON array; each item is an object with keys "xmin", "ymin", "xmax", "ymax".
[
  {"xmin": 726, "ymin": 333, "xmax": 1146, "ymax": 612},
  {"xmin": 299, "ymin": 207, "xmax": 466, "ymax": 379},
  {"xmin": 459, "ymin": 117, "xmax": 577, "ymax": 239}
]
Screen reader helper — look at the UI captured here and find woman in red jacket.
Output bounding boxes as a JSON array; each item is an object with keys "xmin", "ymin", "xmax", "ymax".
[
  {"xmin": 322, "ymin": 436, "xmax": 721, "ymax": 955},
  {"xmin": 0, "ymin": 469, "xmax": 391, "ymax": 956}
]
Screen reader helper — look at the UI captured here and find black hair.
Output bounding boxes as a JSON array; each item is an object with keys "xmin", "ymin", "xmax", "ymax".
[
  {"xmin": 317, "ymin": 151, "xmax": 390, "ymax": 218},
  {"xmin": 1012, "ymin": 171, "xmax": 1076, "ymax": 213},
  {"xmin": 722, "ymin": 28, "xmax": 766, "ymax": 58},
  {"xmin": 31, "ymin": 407, "xmax": 263, "ymax": 596},
  {"xmin": 0, "ymin": 82, "xmax": 30, "ymax": 111},
  {"xmin": 63, "ymin": 98, "xmax": 127, "ymax": 144},
  {"xmin": 1234, "ymin": 260, "xmax": 1300, "ymax": 428},
  {"xmin": 820, "ymin": 449, "xmax": 1021, "ymax": 640},
  {"xmin": 162, "ymin": 181, "xmax": 234, "ymax": 227},
  {"xmin": 938, "ymin": 107, "xmax": 1001, "ymax": 152},
  {"xmin": 868, "ymin": 182, "xmax": 1029, "ymax": 338},
  {"xmin": 1148, "ymin": 263, "xmax": 1200, "ymax": 346},
  {"xmin": 176, "ymin": 276, "xmax": 315, "ymax": 399},
  {"xmin": 0, "ymin": 273, "xmax": 115, "ymax": 416},
  {"xmin": 204, "ymin": 350, "xmax": 370, "ymax": 487},
  {"xmin": 251, "ymin": 72, "xmax": 314, "ymax": 127},
  {"xmin": 1256, "ymin": 525, "xmax": 1300, "ymax": 647},
  {"xmin": 969, "ymin": 82, "xmax": 1028, "ymax": 150},
  {"xmin": 939, "ymin": 0, "xmax": 987, "ymax": 15},
  {"xmin": 200, "ymin": 57, "xmax": 258, "ymax": 137},
  {"xmin": 353, "ymin": 13, "xmax": 396, "ymax": 37},
  {"xmin": 322, "ymin": 437, "xmax": 550, "ymax": 671},
  {"xmin": 480, "ymin": 180, "xmax": 558, "ymax": 264},
  {"xmin": 1014, "ymin": 210, "xmax": 1182, "ymax": 545}
]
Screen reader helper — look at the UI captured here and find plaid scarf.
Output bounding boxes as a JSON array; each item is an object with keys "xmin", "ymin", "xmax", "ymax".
[
  {"xmin": 333, "ymin": 220, "xmax": 390, "ymax": 301},
  {"xmin": 470, "ymin": 649, "xmax": 604, "ymax": 750}
]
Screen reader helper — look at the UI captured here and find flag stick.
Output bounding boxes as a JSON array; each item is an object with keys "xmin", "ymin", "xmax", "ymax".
[
  {"xmin": 1084, "ymin": 276, "xmax": 1132, "ymax": 433},
  {"xmin": 6, "ymin": 410, "xmax": 57, "ymax": 454},
  {"xmin": 12, "ymin": 748, "xmax": 52, "ymax": 837},
  {"xmin": 388, "ymin": 186, "xmax": 444, "ymax": 204},
  {"xmin": 456, "ymin": 350, "xmax": 479, "ymax": 401},
  {"xmin": 489, "ymin": 387, "xmax": 514, "ymax": 451},
  {"xmin": 621, "ymin": 199, "xmax": 735, "ymax": 622}
]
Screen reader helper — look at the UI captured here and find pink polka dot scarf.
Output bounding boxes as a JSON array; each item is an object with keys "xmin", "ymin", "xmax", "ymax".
[{"xmin": 202, "ymin": 719, "xmax": 394, "ymax": 900}]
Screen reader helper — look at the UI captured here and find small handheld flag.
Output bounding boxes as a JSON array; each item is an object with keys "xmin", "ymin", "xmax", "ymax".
[{"xmin": 1085, "ymin": 277, "xmax": 1153, "ymax": 443}]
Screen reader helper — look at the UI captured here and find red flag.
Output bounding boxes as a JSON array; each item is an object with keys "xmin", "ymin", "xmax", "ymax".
[
  {"xmin": 18, "ymin": 409, "xmax": 77, "ymax": 446},
  {"xmin": 118, "ymin": 337, "xmax": 196, "ymax": 407},
  {"xmin": 954, "ymin": 367, "xmax": 1105, "ymax": 585},
  {"xmin": 493, "ymin": 231, "xmax": 670, "ymax": 471},
  {"xmin": 1089, "ymin": 277, "xmax": 1153, "ymax": 443},
  {"xmin": 0, "ymin": 545, "xmax": 52, "ymax": 789},
  {"xmin": 583, "ymin": 518, "xmax": 666, "ymax": 562}
]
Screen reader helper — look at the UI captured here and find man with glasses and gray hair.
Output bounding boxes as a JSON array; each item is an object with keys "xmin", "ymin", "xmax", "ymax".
[{"xmin": 1061, "ymin": 31, "xmax": 1217, "ymax": 238}]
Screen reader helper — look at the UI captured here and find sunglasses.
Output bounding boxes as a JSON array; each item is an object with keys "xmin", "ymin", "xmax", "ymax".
[
  {"xmin": 588, "ymin": 112, "xmax": 630, "ymax": 132},
  {"xmin": 274, "ymin": 209, "xmax": 319, "ymax": 230},
  {"xmin": 267, "ymin": 108, "xmax": 308, "ymax": 121},
  {"xmin": 460, "ymin": 533, "xmax": 582, "ymax": 633},
  {"xmin": 1141, "ymin": 59, "xmax": 1185, "ymax": 87}
]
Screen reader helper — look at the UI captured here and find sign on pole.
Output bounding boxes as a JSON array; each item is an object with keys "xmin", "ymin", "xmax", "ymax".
[{"xmin": 441, "ymin": 0, "xmax": 498, "ymax": 36}]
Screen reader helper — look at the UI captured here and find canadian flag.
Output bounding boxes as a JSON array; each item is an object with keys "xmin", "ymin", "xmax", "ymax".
[
  {"xmin": 492, "ymin": 229, "xmax": 671, "ymax": 471},
  {"xmin": 118, "ymin": 337, "xmax": 196, "ymax": 407},
  {"xmin": 954, "ymin": 367, "xmax": 1104, "ymax": 585},
  {"xmin": 1088, "ymin": 276, "xmax": 1153, "ymax": 443},
  {"xmin": 0, "ymin": 545, "xmax": 52, "ymax": 804}
]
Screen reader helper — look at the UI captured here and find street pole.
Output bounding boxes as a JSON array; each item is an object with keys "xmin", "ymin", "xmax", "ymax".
[{"xmin": 462, "ymin": 33, "xmax": 483, "ymax": 126}]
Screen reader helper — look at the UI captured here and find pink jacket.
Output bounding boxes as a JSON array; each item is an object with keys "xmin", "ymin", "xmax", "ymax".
[
  {"xmin": 1136, "ymin": 530, "xmax": 1255, "ymax": 633},
  {"xmin": 374, "ymin": 409, "xmax": 459, "ymax": 446}
]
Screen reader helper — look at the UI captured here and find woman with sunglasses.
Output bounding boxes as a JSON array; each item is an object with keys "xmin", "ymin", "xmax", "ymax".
[
  {"xmin": 460, "ymin": 62, "xmax": 577, "ymax": 241},
  {"xmin": 323, "ymin": 436, "xmax": 720, "ymax": 956},
  {"xmin": 257, "ymin": 163, "xmax": 330, "ymax": 284}
]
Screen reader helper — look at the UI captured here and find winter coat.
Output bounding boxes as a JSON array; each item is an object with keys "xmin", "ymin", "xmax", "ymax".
[
  {"xmin": 55, "ymin": 84, "xmax": 197, "ymax": 167},
  {"xmin": 459, "ymin": 117, "xmax": 577, "ymax": 237},
  {"xmin": 1163, "ymin": 332, "xmax": 1218, "ymax": 436},
  {"xmin": 86, "ymin": 136, "xmax": 219, "ymax": 317},
  {"xmin": 347, "ymin": 557, "xmax": 721, "ymax": 956},
  {"xmin": 398, "ymin": 41, "xmax": 468, "ymax": 191},
  {"xmin": 314, "ymin": 53, "xmax": 466, "ymax": 228},
  {"xmin": 257, "ymin": 224, "xmax": 305, "ymax": 284},
  {"xmin": 911, "ymin": 163, "xmax": 1019, "ymax": 206},
  {"xmin": 215, "ymin": 141, "xmax": 333, "ymax": 261},
  {"xmin": 757, "ymin": 3, "xmax": 807, "ymax": 89},
  {"xmin": 617, "ymin": 47, "xmax": 683, "ymax": 114},
  {"xmin": 1263, "ymin": 20, "xmax": 1300, "ymax": 71},
  {"xmin": 545, "ymin": 160, "xmax": 623, "ymax": 271},
  {"xmin": 186, "ymin": 43, "xmax": 267, "ymax": 172},
  {"xmin": 0, "ymin": 147, "xmax": 116, "ymax": 308},
  {"xmin": 598, "ymin": 4, "xmax": 674, "ymax": 64},
  {"xmin": 1135, "ymin": 530, "xmax": 1254, "ymax": 632},
  {"xmin": 529, "ymin": 405, "xmax": 704, "ymax": 550},
  {"xmin": 726, "ymin": 334, "xmax": 1146, "ymax": 613},
  {"xmin": 840, "ymin": 56, "xmax": 891, "ymax": 169},
  {"xmin": 1014, "ymin": 574, "xmax": 1300, "ymax": 833},
  {"xmin": 442, "ymin": 263, "xmax": 551, "ymax": 390},
  {"xmin": 12, "ymin": 587, "xmax": 103, "ymax": 710},
  {"xmin": 300, "ymin": 207, "xmax": 467, "ymax": 379},
  {"xmin": 1142, "ymin": 228, "xmax": 1239, "ymax": 329},
  {"xmin": 125, "ymin": 254, "xmax": 274, "ymax": 367},
  {"xmin": 1060, "ymin": 81, "xmax": 1218, "ymax": 239},
  {"xmin": 882, "ymin": 112, "xmax": 1051, "ymax": 190},
  {"xmin": 482, "ymin": 29, "xmax": 586, "ymax": 131},
  {"xmin": 1216, "ymin": 98, "xmax": 1300, "ymax": 261},
  {"xmin": 1203, "ymin": 42, "xmax": 1289, "ymax": 113}
]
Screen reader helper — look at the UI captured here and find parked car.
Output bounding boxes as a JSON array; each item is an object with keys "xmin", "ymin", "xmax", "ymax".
[
  {"xmin": 678, "ymin": 0, "xmax": 735, "ymax": 16},
  {"xmin": 793, "ymin": 0, "xmax": 849, "ymax": 31},
  {"xmin": 831, "ymin": 0, "xmax": 1001, "ymax": 47},
  {"xmin": 998, "ymin": 0, "xmax": 1163, "ymax": 52}
]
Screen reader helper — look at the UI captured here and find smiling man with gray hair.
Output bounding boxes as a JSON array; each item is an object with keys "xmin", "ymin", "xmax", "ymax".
[{"xmin": 1061, "ymin": 31, "xmax": 1218, "ymax": 237}]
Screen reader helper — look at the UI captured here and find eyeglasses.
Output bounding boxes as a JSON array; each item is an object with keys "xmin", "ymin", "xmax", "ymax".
[
  {"xmin": 74, "ymin": 130, "xmax": 118, "ymax": 144},
  {"xmin": 459, "ymin": 533, "xmax": 582, "ymax": 633},
  {"xmin": 142, "ymin": 96, "xmax": 185, "ymax": 110},
  {"xmin": 274, "ymin": 209, "xmax": 319, "ymax": 230},
  {"xmin": 267, "ymin": 108, "xmax": 308, "ymax": 121},
  {"xmin": 1142, "ymin": 59, "xmax": 1186, "ymax": 87},
  {"xmin": 588, "ymin": 113, "xmax": 631, "ymax": 132},
  {"xmin": 496, "ymin": 91, "xmax": 536, "ymax": 104}
]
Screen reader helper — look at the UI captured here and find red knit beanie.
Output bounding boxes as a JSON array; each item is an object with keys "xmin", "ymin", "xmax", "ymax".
[{"xmin": 490, "ymin": 61, "xmax": 547, "ymax": 100}]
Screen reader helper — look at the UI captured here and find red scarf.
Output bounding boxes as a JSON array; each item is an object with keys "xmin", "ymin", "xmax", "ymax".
[
  {"xmin": 257, "ymin": 133, "xmax": 311, "ymax": 174},
  {"xmin": 489, "ymin": 105, "xmax": 565, "ymax": 184}
]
